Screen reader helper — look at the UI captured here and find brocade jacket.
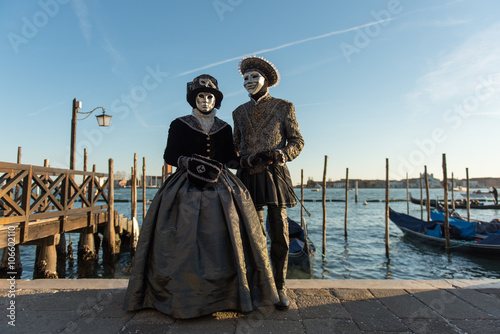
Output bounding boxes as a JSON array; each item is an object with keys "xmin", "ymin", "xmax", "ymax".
[
  {"xmin": 232, "ymin": 93, "xmax": 304, "ymax": 174},
  {"xmin": 163, "ymin": 115, "xmax": 237, "ymax": 167}
]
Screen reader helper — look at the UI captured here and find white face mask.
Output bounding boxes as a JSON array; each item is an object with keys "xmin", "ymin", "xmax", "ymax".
[
  {"xmin": 195, "ymin": 92, "xmax": 216, "ymax": 113},
  {"xmin": 243, "ymin": 71, "xmax": 265, "ymax": 95}
]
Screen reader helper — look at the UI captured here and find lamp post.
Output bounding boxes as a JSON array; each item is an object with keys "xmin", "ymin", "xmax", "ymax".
[{"xmin": 70, "ymin": 98, "xmax": 112, "ymax": 170}]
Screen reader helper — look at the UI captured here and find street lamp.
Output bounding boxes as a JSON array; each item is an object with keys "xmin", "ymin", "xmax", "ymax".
[{"xmin": 70, "ymin": 98, "xmax": 112, "ymax": 170}]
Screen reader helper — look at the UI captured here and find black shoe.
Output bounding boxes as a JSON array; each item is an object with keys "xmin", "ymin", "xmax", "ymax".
[{"xmin": 275, "ymin": 289, "xmax": 290, "ymax": 310}]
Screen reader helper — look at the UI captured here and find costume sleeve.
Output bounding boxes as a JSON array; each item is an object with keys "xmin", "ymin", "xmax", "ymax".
[
  {"xmin": 283, "ymin": 102, "xmax": 304, "ymax": 161},
  {"xmin": 223, "ymin": 124, "xmax": 239, "ymax": 164},
  {"xmin": 163, "ymin": 119, "xmax": 184, "ymax": 167},
  {"xmin": 232, "ymin": 110, "xmax": 242, "ymax": 157}
]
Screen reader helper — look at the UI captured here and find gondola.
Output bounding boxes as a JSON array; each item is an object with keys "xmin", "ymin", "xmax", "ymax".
[
  {"xmin": 268, "ymin": 217, "xmax": 316, "ymax": 274},
  {"xmin": 389, "ymin": 208, "xmax": 500, "ymax": 256},
  {"xmin": 409, "ymin": 194, "xmax": 500, "ymax": 210},
  {"xmin": 287, "ymin": 217, "xmax": 316, "ymax": 274}
]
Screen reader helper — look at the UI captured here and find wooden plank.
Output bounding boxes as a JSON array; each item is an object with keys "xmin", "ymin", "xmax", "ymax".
[{"xmin": 0, "ymin": 204, "xmax": 107, "ymax": 226}]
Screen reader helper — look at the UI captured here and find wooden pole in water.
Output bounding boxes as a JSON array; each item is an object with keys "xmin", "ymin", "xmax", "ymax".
[
  {"xmin": 132, "ymin": 153, "xmax": 137, "ymax": 220},
  {"xmin": 322, "ymin": 155, "xmax": 327, "ymax": 258},
  {"xmin": 355, "ymin": 180, "xmax": 358, "ymax": 203},
  {"xmin": 451, "ymin": 172, "xmax": 455, "ymax": 211},
  {"xmin": 466, "ymin": 168, "xmax": 470, "ymax": 222},
  {"xmin": 142, "ymin": 157, "xmax": 146, "ymax": 221},
  {"xmin": 406, "ymin": 172, "xmax": 409, "ymax": 214},
  {"xmin": 385, "ymin": 158, "xmax": 390, "ymax": 258},
  {"xmin": 424, "ymin": 166, "xmax": 431, "ymax": 221},
  {"xmin": 418, "ymin": 173, "xmax": 424, "ymax": 220},
  {"xmin": 103, "ymin": 158, "xmax": 116, "ymax": 270},
  {"xmin": 442, "ymin": 154, "xmax": 450, "ymax": 254},
  {"xmin": 344, "ymin": 168, "xmax": 349, "ymax": 237},
  {"xmin": 300, "ymin": 169, "xmax": 304, "ymax": 228}
]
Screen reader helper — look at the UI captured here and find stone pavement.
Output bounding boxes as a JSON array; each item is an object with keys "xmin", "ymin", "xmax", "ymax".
[{"xmin": 1, "ymin": 279, "xmax": 500, "ymax": 333}]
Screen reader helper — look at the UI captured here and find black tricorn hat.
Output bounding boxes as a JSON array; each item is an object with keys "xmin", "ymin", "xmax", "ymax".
[
  {"xmin": 186, "ymin": 74, "xmax": 223, "ymax": 109},
  {"xmin": 238, "ymin": 56, "xmax": 281, "ymax": 87}
]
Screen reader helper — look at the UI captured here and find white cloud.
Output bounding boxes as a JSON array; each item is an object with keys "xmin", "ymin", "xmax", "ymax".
[
  {"xmin": 71, "ymin": 0, "xmax": 92, "ymax": 45},
  {"xmin": 176, "ymin": 18, "xmax": 395, "ymax": 77},
  {"xmin": 407, "ymin": 23, "xmax": 500, "ymax": 114}
]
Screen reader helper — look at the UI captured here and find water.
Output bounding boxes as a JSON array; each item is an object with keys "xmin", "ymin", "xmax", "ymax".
[{"xmin": 13, "ymin": 187, "xmax": 500, "ymax": 280}]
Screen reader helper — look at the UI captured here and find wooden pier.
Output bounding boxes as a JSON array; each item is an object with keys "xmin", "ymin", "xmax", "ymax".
[{"xmin": 0, "ymin": 159, "xmax": 134, "ymax": 279}]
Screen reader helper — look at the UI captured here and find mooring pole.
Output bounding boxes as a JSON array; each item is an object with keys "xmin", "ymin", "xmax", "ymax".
[
  {"xmin": 451, "ymin": 172, "xmax": 455, "ymax": 211},
  {"xmin": 344, "ymin": 168, "xmax": 349, "ymax": 238},
  {"xmin": 406, "ymin": 172, "xmax": 409, "ymax": 214},
  {"xmin": 424, "ymin": 166, "xmax": 431, "ymax": 221},
  {"xmin": 322, "ymin": 155, "xmax": 327, "ymax": 258},
  {"xmin": 300, "ymin": 169, "xmax": 304, "ymax": 228},
  {"xmin": 103, "ymin": 158, "xmax": 117, "ymax": 271},
  {"xmin": 442, "ymin": 154, "xmax": 450, "ymax": 254},
  {"xmin": 385, "ymin": 158, "xmax": 390, "ymax": 258},
  {"xmin": 142, "ymin": 157, "xmax": 146, "ymax": 221},
  {"xmin": 466, "ymin": 168, "xmax": 470, "ymax": 222}
]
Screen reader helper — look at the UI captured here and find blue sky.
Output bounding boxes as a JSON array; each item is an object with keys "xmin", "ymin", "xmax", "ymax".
[{"xmin": 2, "ymin": 0, "xmax": 500, "ymax": 184}]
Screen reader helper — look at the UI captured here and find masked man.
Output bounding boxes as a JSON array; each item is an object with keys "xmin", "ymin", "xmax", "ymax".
[{"xmin": 232, "ymin": 56, "xmax": 304, "ymax": 310}]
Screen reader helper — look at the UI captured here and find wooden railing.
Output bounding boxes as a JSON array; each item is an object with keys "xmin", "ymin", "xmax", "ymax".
[{"xmin": 0, "ymin": 161, "xmax": 111, "ymax": 243}]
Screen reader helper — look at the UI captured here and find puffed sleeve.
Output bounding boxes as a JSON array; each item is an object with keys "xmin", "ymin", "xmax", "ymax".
[
  {"xmin": 283, "ymin": 102, "xmax": 304, "ymax": 161},
  {"xmin": 163, "ymin": 119, "xmax": 184, "ymax": 167}
]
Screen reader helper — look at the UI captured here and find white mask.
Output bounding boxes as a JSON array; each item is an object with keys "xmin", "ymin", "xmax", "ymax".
[
  {"xmin": 243, "ymin": 71, "xmax": 265, "ymax": 95},
  {"xmin": 196, "ymin": 92, "xmax": 216, "ymax": 114}
]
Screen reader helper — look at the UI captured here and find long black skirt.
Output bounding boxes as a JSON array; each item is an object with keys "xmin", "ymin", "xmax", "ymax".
[{"xmin": 123, "ymin": 169, "xmax": 278, "ymax": 319}]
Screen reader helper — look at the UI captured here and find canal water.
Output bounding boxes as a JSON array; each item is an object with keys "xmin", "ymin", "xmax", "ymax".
[{"xmin": 14, "ymin": 187, "xmax": 500, "ymax": 280}]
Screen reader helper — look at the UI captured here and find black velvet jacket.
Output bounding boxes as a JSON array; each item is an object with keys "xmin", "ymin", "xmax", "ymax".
[{"xmin": 163, "ymin": 115, "xmax": 238, "ymax": 167}]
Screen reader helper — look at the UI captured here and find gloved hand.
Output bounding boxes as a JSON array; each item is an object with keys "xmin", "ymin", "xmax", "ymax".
[
  {"xmin": 177, "ymin": 156, "xmax": 191, "ymax": 169},
  {"xmin": 258, "ymin": 150, "xmax": 287, "ymax": 165},
  {"xmin": 240, "ymin": 154, "xmax": 263, "ymax": 168},
  {"xmin": 187, "ymin": 154, "xmax": 223, "ymax": 190}
]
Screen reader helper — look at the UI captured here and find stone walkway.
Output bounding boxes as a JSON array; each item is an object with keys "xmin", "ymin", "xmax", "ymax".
[{"xmin": 1, "ymin": 279, "xmax": 500, "ymax": 333}]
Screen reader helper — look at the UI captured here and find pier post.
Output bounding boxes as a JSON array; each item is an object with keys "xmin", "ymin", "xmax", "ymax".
[
  {"xmin": 76, "ymin": 155, "xmax": 96, "ymax": 277},
  {"xmin": 33, "ymin": 235, "xmax": 58, "ymax": 279},
  {"xmin": 78, "ymin": 226, "xmax": 97, "ymax": 277},
  {"xmin": 103, "ymin": 159, "xmax": 118, "ymax": 272}
]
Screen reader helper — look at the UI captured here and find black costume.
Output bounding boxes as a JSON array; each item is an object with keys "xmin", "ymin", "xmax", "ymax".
[
  {"xmin": 124, "ymin": 75, "xmax": 278, "ymax": 319},
  {"xmin": 233, "ymin": 57, "xmax": 304, "ymax": 309}
]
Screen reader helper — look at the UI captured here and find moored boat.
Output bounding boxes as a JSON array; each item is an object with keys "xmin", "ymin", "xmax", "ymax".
[
  {"xmin": 409, "ymin": 194, "xmax": 500, "ymax": 210},
  {"xmin": 389, "ymin": 208, "xmax": 500, "ymax": 257}
]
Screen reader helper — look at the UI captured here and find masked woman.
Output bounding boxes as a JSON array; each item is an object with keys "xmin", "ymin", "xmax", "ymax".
[{"xmin": 123, "ymin": 74, "xmax": 278, "ymax": 319}]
